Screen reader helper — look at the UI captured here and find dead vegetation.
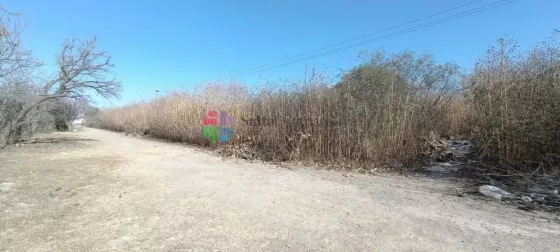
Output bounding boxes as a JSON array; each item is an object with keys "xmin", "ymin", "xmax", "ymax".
[
  {"xmin": 468, "ymin": 37, "xmax": 560, "ymax": 172},
  {"xmin": 463, "ymin": 36, "xmax": 560, "ymax": 212},
  {"xmin": 89, "ymin": 51, "xmax": 462, "ymax": 168},
  {"xmin": 85, "ymin": 33, "xmax": 560, "ymax": 212}
]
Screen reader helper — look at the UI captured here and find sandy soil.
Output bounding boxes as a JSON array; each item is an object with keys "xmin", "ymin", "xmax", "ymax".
[{"xmin": 1, "ymin": 127, "xmax": 559, "ymax": 252}]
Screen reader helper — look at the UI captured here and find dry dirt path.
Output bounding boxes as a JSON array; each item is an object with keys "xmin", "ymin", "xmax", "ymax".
[{"xmin": 1, "ymin": 127, "xmax": 559, "ymax": 252}]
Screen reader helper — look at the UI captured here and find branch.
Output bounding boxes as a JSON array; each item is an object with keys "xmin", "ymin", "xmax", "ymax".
[{"xmin": 48, "ymin": 37, "xmax": 121, "ymax": 100}]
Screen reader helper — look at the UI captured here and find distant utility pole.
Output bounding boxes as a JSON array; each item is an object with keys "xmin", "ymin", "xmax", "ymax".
[{"xmin": 155, "ymin": 90, "xmax": 160, "ymax": 100}]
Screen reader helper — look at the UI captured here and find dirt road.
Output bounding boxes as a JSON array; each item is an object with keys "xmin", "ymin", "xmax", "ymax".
[{"xmin": 1, "ymin": 127, "xmax": 559, "ymax": 251}]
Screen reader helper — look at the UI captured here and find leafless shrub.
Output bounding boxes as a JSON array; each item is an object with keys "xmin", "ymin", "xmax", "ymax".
[{"xmin": 0, "ymin": 77, "xmax": 47, "ymax": 141}]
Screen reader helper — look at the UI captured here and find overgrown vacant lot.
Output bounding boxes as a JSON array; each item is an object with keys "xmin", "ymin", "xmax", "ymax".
[{"xmin": 1, "ymin": 127, "xmax": 559, "ymax": 251}]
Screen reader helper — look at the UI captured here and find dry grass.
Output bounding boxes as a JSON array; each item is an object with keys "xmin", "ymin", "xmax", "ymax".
[
  {"xmin": 88, "ymin": 38, "xmax": 560, "ymax": 174},
  {"xmin": 87, "ymin": 51, "xmax": 463, "ymax": 169},
  {"xmin": 468, "ymin": 37, "xmax": 560, "ymax": 173},
  {"xmin": 440, "ymin": 96, "xmax": 471, "ymax": 138}
]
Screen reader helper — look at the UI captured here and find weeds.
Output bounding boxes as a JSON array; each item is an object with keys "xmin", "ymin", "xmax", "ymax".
[
  {"xmin": 468, "ymin": 36, "xmax": 560, "ymax": 174},
  {"xmin": 88, "ymin": 51, "xmax": 461, "ymax": 169},
  {"xmin": 88, "ymin": 35, "xmax": 560, "ymax": 177}
]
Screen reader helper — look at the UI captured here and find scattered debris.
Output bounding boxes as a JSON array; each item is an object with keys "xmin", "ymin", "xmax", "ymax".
[
  {"xmin": 424, "ymin": 132, "xmax": 473, "ymax": 163},
  {"xmin": 424, "ymin": 132, "xmax": 455, "ymax": 162},
  {"xmin": 450, "ymin": 140, "xmax": 472, "ymax": 150},
  {"xmin": 521, "ymin": 195, "xmax": 532, "ymax": 203},
  {"xmin": 216, "ymin": 144, "xmax": 260, "ymax": 160},
  {"xmin": 426, "ymin": 133, "xmax": 560, "ymax": 213},
  {"xmin": 475, "ymin": 170, "xmax": 560, "ymax": 212},
  {"xmin": 479, "ymin": 185, "xmax": 512, "ymax": 200},
  {"xmin": 529, "ymin": 193, "xmax": 547, "ymax": 203}
]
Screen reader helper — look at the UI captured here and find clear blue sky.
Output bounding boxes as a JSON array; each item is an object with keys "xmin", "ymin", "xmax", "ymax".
[{"xmin": 3, "ymin": 0, "xmax": 559, "ymax": 106}]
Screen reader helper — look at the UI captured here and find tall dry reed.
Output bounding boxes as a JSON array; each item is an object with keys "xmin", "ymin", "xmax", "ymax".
[
  {"xmin": 88, "ymin": 51, "xmax": 462, "ymax": 169},
  {"xmin": 468, "ymin": 37, "xmax": 560, "ymax": 173}
]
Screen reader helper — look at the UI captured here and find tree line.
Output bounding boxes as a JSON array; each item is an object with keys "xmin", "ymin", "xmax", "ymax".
[{"xmin": 0, "ymin": 7, "xmax": 120, "ymax": 148}]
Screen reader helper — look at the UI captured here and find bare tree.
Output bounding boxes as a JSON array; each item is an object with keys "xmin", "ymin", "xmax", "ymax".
[
  {"xmin": 0, "ymin": 7, "xmax": 40, "ymax": 145},
  {"xmin": 0, "ymin": 7, "xmax": 121, "ymax": 148},
  {"xmin": 0, "ymin": 6, "xmax": 39, "ymax": 79}
]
